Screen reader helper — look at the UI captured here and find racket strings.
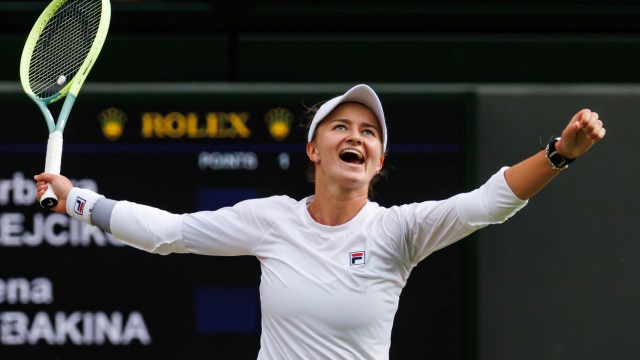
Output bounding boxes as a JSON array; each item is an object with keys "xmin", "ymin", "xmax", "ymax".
[{"xmin": 29, "ymin": 0, "xmax": 102, "ymax": 99}]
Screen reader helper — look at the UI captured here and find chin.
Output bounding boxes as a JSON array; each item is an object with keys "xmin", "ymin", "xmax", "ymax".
[{"xmin": 339, "ymin": 174, "xmax": 371, "ymax": 190}]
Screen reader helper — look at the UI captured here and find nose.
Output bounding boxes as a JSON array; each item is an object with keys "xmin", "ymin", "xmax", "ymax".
[{"xmin": 347, "ymin": 136, "xmax": 363, "ymax": 145}]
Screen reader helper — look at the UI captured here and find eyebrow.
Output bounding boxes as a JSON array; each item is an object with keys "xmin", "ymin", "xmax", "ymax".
[{"xmin": 330, "ymin": 118, "xmax": 379, "ymax": 131}]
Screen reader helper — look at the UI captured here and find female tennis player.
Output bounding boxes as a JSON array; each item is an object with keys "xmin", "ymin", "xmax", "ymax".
[{"xmin": 35, "ymin": 84, "xmax": 605, "ymax": 359}]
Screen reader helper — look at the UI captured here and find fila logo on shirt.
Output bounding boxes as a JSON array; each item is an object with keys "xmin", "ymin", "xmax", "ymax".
[
  {"xmin": 349, "ymin": 251, "xmax": 366, "ymax": 266},
  {"xmin": 74, "ymin": 197, "xmax": 87, "ymax": 215}
]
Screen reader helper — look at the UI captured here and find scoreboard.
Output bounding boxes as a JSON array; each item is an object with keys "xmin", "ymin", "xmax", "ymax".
[{"xmin": 0, "ymin": 83, "xmax": 471, "ymax": 359}]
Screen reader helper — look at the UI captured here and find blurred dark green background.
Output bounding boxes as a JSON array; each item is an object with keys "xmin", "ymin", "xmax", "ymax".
[{"xmin": 3, "ymin": 0, "xmax": 640, "ymax": 84}]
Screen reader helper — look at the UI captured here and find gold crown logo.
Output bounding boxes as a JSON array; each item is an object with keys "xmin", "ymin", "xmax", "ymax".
[
  {"xmin": 264, "ymin": 107, "xmax": 293, "ymax": 141},
  {"xmin": 98, "ymin": 107, "xmax": 127, "ymax": 141}
]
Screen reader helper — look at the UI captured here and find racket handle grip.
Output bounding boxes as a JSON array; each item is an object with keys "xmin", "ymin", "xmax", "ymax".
[
  {"xmin": 41, "ymin": 187, "xmax": 58, "ymax": 209},
  {"xmin": 41, "ymin": 131, "xmax": 63, "ymax": 209}
]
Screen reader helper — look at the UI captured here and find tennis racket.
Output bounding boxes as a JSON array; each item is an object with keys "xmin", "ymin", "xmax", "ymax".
[{"xmin": 20, "ymin": 0, "xmax": 111, "ymax": 209}]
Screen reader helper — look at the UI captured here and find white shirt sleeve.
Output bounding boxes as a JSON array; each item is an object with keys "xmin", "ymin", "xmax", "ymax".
[
  {"xmin": 109, "ymin": 197, "xmax": 280, "ymax": 256},
  {"xmin": 456, "ymin": 166, "xmax": 528, "ymax": 227},
  {"xmin": 110, "ymin": 201, "xmax": 186, "ymax": 255},
  {"xmin": 179, "ymin": 199, "xmax": 270, "ymax": 256},
  {"xmin": 399, "ymin": 166, "xmax": 527, "ymax": 264}
]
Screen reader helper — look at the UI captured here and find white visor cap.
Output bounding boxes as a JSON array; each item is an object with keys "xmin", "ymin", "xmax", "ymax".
[{"xmin": 307, "ymin": 84, "xmax": 387, "ymax": 152}]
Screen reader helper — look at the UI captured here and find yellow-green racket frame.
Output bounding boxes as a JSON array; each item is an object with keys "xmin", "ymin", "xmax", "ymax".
[{"xmin": 20, "ymin": 0, "xmax": 111, "ymax": 209}]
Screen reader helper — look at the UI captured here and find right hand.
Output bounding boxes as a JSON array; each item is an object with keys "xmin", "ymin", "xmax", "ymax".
[
  {"xmin": 34, "ymin": 173, "xmax": 73, "ymax": 213},
  {"xmin": 556, "ymin": 109, "xmax": 606, "ymax": 159}
]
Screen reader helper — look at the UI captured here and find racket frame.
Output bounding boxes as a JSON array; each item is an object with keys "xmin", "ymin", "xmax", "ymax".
[{"xmin": 19, "ymin": 0, "xmax": 111, "ymax": 208}]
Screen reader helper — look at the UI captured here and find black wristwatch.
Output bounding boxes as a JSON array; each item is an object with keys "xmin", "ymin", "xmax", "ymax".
[{"xmin": 545, "ymin": 137, "xmax": 575, "ymax": 170}]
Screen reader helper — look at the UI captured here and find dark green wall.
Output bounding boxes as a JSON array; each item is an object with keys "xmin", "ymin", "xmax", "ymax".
[
  {"xmin": 475, "ymin": 87, "xmax": 639, "ymax": 360},
  {"xmin": 4, "ymin": 1, "xmax": 640, "ymax": 83},
  {"xmin": 5, "ymin": 34, "xmax": 640, "ymax": 83}
]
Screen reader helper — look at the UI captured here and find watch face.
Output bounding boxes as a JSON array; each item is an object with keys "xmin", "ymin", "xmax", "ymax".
[{"xmin": 550, "ymin": 153, "xmax": 567, "ymax": 166}]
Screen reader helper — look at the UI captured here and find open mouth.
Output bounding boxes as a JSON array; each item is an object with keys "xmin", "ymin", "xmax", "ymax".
[{"xmin": 339, "ymin": 149, "xmax": 365, "ymax": 165}]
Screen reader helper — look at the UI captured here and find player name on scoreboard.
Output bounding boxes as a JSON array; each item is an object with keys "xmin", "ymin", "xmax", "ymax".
[
  {"xmin": 0, "ymin": 172, "xmax": 120, "ymax": 248},
  {"xmin": 0, "ymin": 277, "xmax": 151, "ymax": 346}
]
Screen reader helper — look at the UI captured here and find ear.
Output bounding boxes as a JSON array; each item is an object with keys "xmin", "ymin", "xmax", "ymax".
[
  {"xmin": 377, "ymin": 154, "xmax": 385, "ymax": 171},
  {"xmin": 306, "ymin": 142, "xmax": 319, "ymax": 163}
]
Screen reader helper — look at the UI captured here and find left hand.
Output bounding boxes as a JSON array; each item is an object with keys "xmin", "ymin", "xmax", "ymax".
[{"xmin": 556, "ymin": 109, "xmax": 606, "ymax": 159}]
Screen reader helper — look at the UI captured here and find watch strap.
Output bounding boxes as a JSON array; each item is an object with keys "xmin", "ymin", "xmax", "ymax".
[{"xmin": 545, "ymin": 137, "xmax": 575, "ymax": 170}]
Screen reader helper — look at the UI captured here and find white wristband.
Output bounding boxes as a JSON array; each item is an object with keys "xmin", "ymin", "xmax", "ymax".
[{"xmin": 66, "ymin": 187, "xmax": 105, "ymax": 225}]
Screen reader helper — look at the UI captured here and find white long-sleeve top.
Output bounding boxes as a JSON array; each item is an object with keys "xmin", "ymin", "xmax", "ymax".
[{"xmin": 73, "ymin": 167, "xmax": 527, "ymax": 359}]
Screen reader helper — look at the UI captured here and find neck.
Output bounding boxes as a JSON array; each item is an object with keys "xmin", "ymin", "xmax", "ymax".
[{"xmin": 308, "ymin": 186, "xmax": 369, "ymax": 226}]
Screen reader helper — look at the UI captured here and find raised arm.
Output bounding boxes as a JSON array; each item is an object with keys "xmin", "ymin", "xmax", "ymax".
[{"xmin": 504, "ymin": 109, "xmax": 606, "ymax": 200}]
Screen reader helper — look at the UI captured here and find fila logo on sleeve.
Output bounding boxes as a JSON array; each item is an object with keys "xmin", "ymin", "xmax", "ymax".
[
  {"xmin": 349, "ymin": 251, "xmax": 365, "ymax": 266},
  {"xmin": 74, "ymin": 197, "xmax": 87, "ymax": 215}
]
